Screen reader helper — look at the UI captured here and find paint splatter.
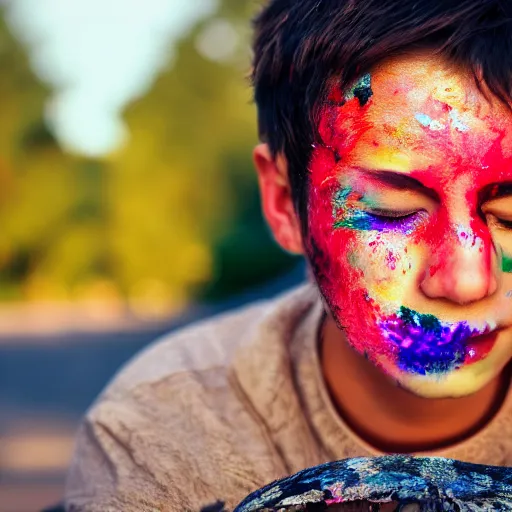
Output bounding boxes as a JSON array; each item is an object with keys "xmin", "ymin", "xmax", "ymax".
[
  {"xmin": 415, "ymin": 109, "xmax": 469, "ymax": 132},
  {"xmin": 345, "ymin": 73, "xmax": 373, "ymax": 106},
  {"xmin": 235, "ymin": 456, "xmax": 512, "ymax": 512},
  {"xmin": 306, "ymin": 55, "xmax": 510, "ymax": 389},
  {"xmin": 449, "ymin": 109, "xmax": 470, "ymax": 132},
  {"xmin": 415, "ymin": 113, "xmax": 445, "ymax": 131},
  {"xmin": 457, "ymin": 226, "xmax": 482, "ymax": 250},
  {"xmin": 379, "ymin": 307, "xmax": 488, "ymax": 375}
]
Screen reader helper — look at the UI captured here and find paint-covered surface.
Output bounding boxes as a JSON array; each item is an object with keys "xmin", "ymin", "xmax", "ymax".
[
  {"xmin": 306, "ymin": 54, "xmax": 512, "ymax": 396},
  {"xmin": 234, "ymin": 456, "xmax": 512, "ymax": 511}
]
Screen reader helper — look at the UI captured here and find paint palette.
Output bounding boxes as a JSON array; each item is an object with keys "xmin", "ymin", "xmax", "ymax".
[{"xmin": 234, "ymin": 456, "xmax": 512, "ymax": 511}]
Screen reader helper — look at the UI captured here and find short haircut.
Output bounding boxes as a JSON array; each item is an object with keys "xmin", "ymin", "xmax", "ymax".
[{"xmin": 252, "ymin": 0, "xmax": 512, "ymax": 232}]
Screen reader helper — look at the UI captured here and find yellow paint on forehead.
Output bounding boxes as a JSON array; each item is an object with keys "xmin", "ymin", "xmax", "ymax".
[
  {"xmin": 343, "ymin": 53, "xmax": 512, "ymax": 174},
  {"xmin": 363, "ymin": 148, "xmax": 411, "ymax": 172},
  {"xmin": 411, "ymin": 65, "xmax": 470, "ymax": 108}
]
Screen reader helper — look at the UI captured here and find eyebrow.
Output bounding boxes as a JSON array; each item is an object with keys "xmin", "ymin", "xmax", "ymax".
[
  {"xmin": 357, "ymin": 169, "xmax": 440, "ymax": 201},
  {"xmin": 355, "ymin": 169, "xmax": 512, "ymax": 203}
]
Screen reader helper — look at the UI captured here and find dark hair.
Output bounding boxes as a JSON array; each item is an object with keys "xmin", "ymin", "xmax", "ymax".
[{"xmin": 252, "ymin": 0, "xmax": 512, "ymax": 232}]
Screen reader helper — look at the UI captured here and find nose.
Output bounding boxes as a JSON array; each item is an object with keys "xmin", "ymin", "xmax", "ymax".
[{"xmin": 420, "ymin": 231, "xmax": 498, "ymax": 305}]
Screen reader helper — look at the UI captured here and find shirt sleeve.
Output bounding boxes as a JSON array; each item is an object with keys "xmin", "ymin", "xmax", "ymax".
[
  {"xmin": 64, "ymin": 372, "xmax": 287, "ymax": 512},
  {"xmin": 64, "ymin": 401, "xmax": 196, "ymax": 512}
]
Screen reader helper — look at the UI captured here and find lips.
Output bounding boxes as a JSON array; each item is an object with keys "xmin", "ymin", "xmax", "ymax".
[{"xmin": 464, "ymin": 329, "xmax": 499, "ymax": 365}]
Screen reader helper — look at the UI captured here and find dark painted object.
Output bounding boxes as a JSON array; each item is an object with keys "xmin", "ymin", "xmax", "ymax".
[{"xmin": 234, "ymin": 456, "xmax": 512, "ymax": 511}]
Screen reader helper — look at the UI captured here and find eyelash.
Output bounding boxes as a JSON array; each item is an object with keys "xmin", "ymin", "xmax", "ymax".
[
  {"xmin": 495, "ymin": 217, "xmax": 512, "ymax": 230},
  {"xmin": 366, "ymin": 210, "xmax": 420, "ymax": 222},
  {"xmin": 483, "ymin": 212, "xmax": 512, "ymax": 231}
]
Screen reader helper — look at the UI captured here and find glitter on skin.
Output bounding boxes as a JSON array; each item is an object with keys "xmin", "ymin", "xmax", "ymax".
[{"xmin": 335, "ymin": 205, "xmax": 426, "ymax": 234}]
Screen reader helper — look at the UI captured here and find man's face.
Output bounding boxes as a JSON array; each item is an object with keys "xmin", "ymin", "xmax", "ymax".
[{"xmin": 307, "ymin": 53, "xmax": 512, "ymax": 398}]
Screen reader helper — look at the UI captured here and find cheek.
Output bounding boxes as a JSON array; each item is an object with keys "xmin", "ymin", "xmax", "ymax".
[
  {"xmin": 356, "ymin": 233, "xmax": 421, "ymax": 306},
  {"xmin": 307, "ymin": 178, "xmax": 362, "ymax": 311},
  {"xmin": 307, "ymin": 177, "xmax": 375, "ymax": 351},
  {"xmin": 307, "ymin": 173, "xmax": 420, "ymax": 357},
  {"xmin": 308, "ymin": 157, "xmax": 419, "ymax": 310}
]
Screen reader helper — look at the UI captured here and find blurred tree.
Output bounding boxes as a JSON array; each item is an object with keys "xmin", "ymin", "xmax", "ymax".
[
  {"xmin": 0, "ymin": 13, "xmax": 112, "ymax": 301},
  {"xmin": 108, "ymin": 0, "xmax": 298, "ymax": 307},
  {"xmin": 0, "ymin": 1, "xmax": 298, "ymax": 309}
]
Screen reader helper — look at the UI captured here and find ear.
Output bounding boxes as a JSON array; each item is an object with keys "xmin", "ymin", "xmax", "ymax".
[{"xmin": 253, "ymin": 143, "xmax": 304, "ymax": 254}]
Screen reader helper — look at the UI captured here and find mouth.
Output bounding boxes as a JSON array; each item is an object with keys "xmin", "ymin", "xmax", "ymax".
[
  {"xmin": 464, "ymin": 328, "xmax": 500, "ymax": 365},
  {"xmin": 379, "ymin": 307, "xmax": 503, "ymax": 374}
]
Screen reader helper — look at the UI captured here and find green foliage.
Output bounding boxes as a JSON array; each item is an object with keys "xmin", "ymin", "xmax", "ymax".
[{"xmin": 0, "ymin": 2, "xmax": 298, "ymax": 308}]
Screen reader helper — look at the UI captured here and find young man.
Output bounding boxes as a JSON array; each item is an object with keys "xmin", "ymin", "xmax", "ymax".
[{"xmin": 65, "ymin": 1, "xmax": 512, "ymax": 510}]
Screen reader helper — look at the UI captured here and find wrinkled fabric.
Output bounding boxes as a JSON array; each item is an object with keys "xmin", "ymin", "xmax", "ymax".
[
  {"xmin": 65, "ymin": 284, "xmax": 512, "ymax": 511},
  {"xmin": 235, "ymin": 456, "xmax": 512, "ymax": 511}
]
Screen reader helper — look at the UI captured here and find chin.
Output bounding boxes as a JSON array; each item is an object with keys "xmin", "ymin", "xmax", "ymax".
[
  {"xmin": 382, "ymin": 356, "xmax": 505, "ymax": 399},
  {"xmin": 371, "ymin": 328, "xmax": 512, "ymax": 399}
]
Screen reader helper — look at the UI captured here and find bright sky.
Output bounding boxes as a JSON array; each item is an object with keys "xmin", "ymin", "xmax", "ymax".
[{"xmin": 4, "ymin": 0, "xmax": 218, "ymax": 156}]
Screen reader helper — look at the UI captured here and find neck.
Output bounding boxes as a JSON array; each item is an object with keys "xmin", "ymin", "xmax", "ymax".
[{"xmin": 320, "ymin": 315, "xmax": 510, "ymax": 453}]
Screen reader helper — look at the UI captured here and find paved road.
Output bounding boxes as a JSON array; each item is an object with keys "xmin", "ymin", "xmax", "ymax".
[
  {"xmin": 0, "ymin": 264, "xmax": 305, "ymax": 421},
  {"xmin": 0, "ymin": 266, "xmax": 305, "ymax": 512}
]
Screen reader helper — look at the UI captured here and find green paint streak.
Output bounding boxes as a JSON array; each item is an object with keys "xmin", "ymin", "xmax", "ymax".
[
  {"xmin": 345, "ymin": 73, "xmax": 373, "ymax": 105},
  {"xmin": 333, "ymin": 214, "xmax": 372, "ymax": 231},
  {"xmin": 332, "ymin": 187, "xmax": 352, "ymax": 216},
  {"xmin": 503, "ymin": 254, "xmax": 512, "ymax": 273},
  {"xmin": 398, "ymin": 306, "xmax": 442, "ymax": 334}
]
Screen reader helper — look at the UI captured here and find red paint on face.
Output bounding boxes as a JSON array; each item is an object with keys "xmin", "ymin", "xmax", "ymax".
[
  {"xmin": 308, "ymin": 95, "xmax": 392, "ymax": 360},
  {"xmin": 306, "ymin": 55, "xmax": 512, "ymax": 380},
  {"xmin": 406, "ymin": 131, "xmax": 508, "ymax": 288}
]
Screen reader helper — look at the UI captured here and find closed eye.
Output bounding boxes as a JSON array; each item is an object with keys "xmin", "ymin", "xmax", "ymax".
[
  {"xmin": 333, "ymin": 209, "xmax": 426, "ymax": 232},
  {"xmin": 484, "ymin": 211, "xmax": 512, "ymax": 230},
  {"xmin": 495, "ymin": 217, "xmax": 512, "ymax": 230},
  {"xmin": 366, "ymin": 209, "xmax": 421, "ymax": 221}
]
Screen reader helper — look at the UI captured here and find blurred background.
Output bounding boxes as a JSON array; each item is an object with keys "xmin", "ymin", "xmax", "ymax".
[{"xmin": 0, "ymin": 0, "xmax": 303, "ymax": 510}]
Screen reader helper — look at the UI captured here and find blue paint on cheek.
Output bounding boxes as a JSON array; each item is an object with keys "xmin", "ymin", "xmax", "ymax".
[
  {"xmin": 333, "ymin": 210, "xmax": 374, "ymax": 231},
  {"xmin": 379, "ymin": 307, "xmax": 471, "ymax": 375},
  {"xmin": 415, "ymin": 113, "xmax": 432, "ymax": 127}
]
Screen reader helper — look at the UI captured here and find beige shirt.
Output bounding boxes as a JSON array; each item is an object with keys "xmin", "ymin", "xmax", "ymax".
[{"xmin": 65, "ymin": 284, "xmax": 512, "ymax": 512}]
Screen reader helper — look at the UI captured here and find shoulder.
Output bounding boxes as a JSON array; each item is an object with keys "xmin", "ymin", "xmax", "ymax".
[
  {"xmin": 103, "ymin": 282, "xmax": 317, "ymax": 399},
  {"xmin": 65, "ymin": 283, "xmax": 320, "ymax": 511}
]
